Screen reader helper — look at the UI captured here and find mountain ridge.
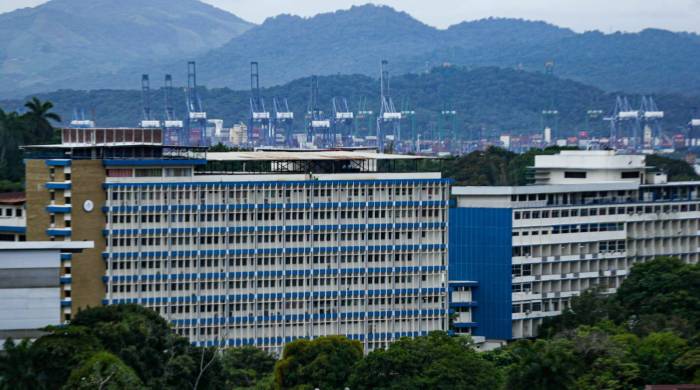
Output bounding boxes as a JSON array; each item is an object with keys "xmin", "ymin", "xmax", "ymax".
[
  {"xmin": 2, "ymin": 3, "xmax": 700, "ymax": 96},
  {"xmin": 0, "ymin": 0, "xmax": 254, "ymax": 97},
  {"xmin": 59, "ymin": 4, "xmax": 700, "ymax": 96}
]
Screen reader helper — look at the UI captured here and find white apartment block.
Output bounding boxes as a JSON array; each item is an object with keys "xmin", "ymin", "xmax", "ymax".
[
  {"xmin": 23, "ymin": 130, "xmax": 451, "ymax": 354},
  {"xmin": 453, "ymin": 150, "xmax": 700, "ymax": 339}
]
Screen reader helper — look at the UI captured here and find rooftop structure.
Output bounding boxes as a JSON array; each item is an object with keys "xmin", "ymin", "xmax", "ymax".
[{"xmin": 531, "ymin": 150, "xmax": 647, "ymax": 185}]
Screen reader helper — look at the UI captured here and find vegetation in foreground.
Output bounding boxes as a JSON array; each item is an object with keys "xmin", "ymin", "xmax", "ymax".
[{"xmin": 0, "ymin": 257, "xmax": 698, "ymax": 389}]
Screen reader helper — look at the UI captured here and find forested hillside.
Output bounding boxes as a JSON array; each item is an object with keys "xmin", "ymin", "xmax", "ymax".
[
  {"xmin": 143, "ymin": 5, "xmax": 700, "ymax": 94},
  {"xmin": 0, "ymin": 0, "xmax": 254, "ymax": 97},
  {"xmin": 3, "ymin": 3, "xmax": 700, "ymax": 96},
  {"xmin": 3, "ymin": 66, "xmax": 698, "ymax": 137}
]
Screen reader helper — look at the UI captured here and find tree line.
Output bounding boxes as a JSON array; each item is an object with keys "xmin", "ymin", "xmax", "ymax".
[
  {"xmin": 1, "ymin": 257, "xmax": 698, "ymax": 389},
  {"xmin": 0, "ymin": 98, "xmax": 60, "ymax": 191}
]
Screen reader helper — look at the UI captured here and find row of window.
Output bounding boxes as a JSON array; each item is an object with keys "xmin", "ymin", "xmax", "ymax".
[
  {"xmin": 514, "ymin": 202, "xmax": 700, "ymax": 220},
  {"xmin": 109, "ymin": 229, "xmax": 435, "ymax": 248},
  {"xmin": 109, "ymin": 207, "xmax": 443, "ymax": 224},
  {"xmin": 108, "ymin": 252, "xmax": 443, "ymax": 270},
  {"xmin": 110, "ymin": 273, "xmax": 433, "ymax": 293},
  {"xmin": 513, "ymin": 239, "xmax": 626, "ymax": 256},
  {"xmin": 109, "ymin": 185, "xmax": 445, "ymax": 203},
  {"xmin": 0, "ymin": 207, "xmax": 22, "ymax": 218}
]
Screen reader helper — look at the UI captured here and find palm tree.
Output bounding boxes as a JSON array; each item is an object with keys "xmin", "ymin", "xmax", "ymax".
[
  {"xmin": 0, "ymin": 108, "xmax": 27, "ymax": 181},
  {"xmin": 23, "ymin": 97, "xmax": 61, "ymax": 143}
]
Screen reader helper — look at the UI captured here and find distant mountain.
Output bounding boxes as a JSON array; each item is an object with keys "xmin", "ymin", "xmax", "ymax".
[
  {"xmin": 3, "ymin": 3, "xmax": 700, "ymax": 96},
  {"xmin": 3, "ymin": 66, "xmax": 698, "ymax": 137},
  {"xmin": 0, "ymin": 0, "xmax": 254, "ymax": 97},
  {"xmin": 153, "ymin": 6, "xmax": 576, "ymax": 90},
  {"xmin": 155, "ymin": 5, "xmax": 700, "ymax": 95},
  {"xmin": 423, "ymin": 28, "xmax": 700, "ymax": 95}
]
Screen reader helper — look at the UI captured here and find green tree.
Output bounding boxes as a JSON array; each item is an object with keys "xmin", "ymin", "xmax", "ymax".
[
  {"xmin": 646, "ymin": 154, "xmax": 700, "ymax": 181},
  {"xmin": 69, "ymin": 304, "xmax": 194, "ymax": 388},
  {"xmin": 538, "ymin": 288, "xmax": 622, "ymax": 338},
  {"xmin": 349, "ymin": 332, "xmax": 503, "ymax": 390},
  {"xmin": 22, "ymin": 97, "xmax": 61, "ymax": 143},
  {"xmin": 0, "ymin": 339, "xmax": 39, "ymax": 390},
  {"xmin": 615, "ymin": 257, "xmax": 700, "ymax": 335},
  {"xmin": 571, "ymin": 327, "xmax": 642, "ymax": 390},
  {"xmin": 63, "ymin": 351, "xmax": 145, "ymax": 390},
  {"xmin": 506, "ymin": 338, "xmax": 580, "ymax": 390},
  {"xmin": 0, "ymin": 109, "xmax": 27, "ymax": 183},
  {"xmin": 29, "ymin": 326, "xmax": 103, "ymax": 388},
  {"xmin": 221, "ymin": 346, "xmax": 276, "ymax": 388},
  {"xmin": 274, "ymin": 335, "xmax": 363, "ymax": 390},
  {"xmin": 633, "ymin": 332, "xmax": 688, "ymax": 385},
  {"xmin": 674, "ymin": 347, "xmax": 700, "ymax": 384}
]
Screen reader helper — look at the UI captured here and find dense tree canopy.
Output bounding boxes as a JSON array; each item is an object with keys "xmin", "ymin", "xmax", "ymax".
[
  {"xmin": 0, "ymin": 98, "xmax": 59, "ymax": 186},
  {"xmin": 1, "ymin": 257, "xmax": 698, "ymax": 389},
  {"xmin": 349, "ymin": 332, "xmax": 503, "ymax": 390},
  {"xmin": 274, "ymin": 335, "xmax": 363, "ymax": 390}
]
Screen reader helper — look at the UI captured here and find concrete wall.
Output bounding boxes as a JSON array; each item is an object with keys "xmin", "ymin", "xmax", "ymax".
[
  {"xmin": 0, "ymin": 249, "xmax": 60, "ymax": 331},
  {"xmin": 70, "ymin": 160, "xmax": 107, "ymax": 310},
  {"xmin": 26, "ymin": 160, "xmax": 51, "ymax": 241}
]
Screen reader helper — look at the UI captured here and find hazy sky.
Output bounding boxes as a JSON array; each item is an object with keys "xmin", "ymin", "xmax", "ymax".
[{"xmin": 2, "ymin": 0, "xmax": 700, "ymax": 33}]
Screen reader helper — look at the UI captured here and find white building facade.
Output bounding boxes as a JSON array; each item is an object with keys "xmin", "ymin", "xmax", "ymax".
[
  {"xmin": 12, "ymin": 133, "xmax": 455, "ymax": 355},
  {"xmin": 453, "ymin": 150, "xmax": 700, "ymax": 339},
  {"xmin": 0, "ymin": 241, "xmax": 93, "ymax": 346},
  {"xmin": 104, "ymin": 169, "xmax": 449, "ymax": 352}
]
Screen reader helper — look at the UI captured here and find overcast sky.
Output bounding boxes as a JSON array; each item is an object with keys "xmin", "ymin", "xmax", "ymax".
[{"xmin": 2, "ymin": 0, "xmax": 700, "ymax": 33}]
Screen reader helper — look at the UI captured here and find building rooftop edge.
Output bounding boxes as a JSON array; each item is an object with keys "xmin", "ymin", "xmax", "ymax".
[{"xmin": 0, "ymin": 241, "xmax": 94, "ymax": 251}]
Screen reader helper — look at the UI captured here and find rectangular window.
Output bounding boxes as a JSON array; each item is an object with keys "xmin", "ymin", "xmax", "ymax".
[
  {"xmin": 564, "ymin": 171, "xmax": 586, "ymax": 179},
  {"xmin": 621, "ymin": 171, "xmax": 640, "ymax": 179}
]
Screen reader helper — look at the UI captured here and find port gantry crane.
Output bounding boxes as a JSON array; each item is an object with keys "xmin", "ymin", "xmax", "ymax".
[
  {"xmin": 162, "ymin": 74, "xmax": 184, "ymax": 146},
  {"xmin": 140, "ymin": 74, "xmax": 161, "ymax": 129},
  {"xmin": 688, "ymin": 107, "xmax": 700, "ymax": 147},
  {"xmin": 185, "ymin": 61, "xmax": 208, "ymax": 147},
  {"xmin": 585, "ymin": 109, "xmax": 604, "ymax": 137},
  {"xmin": 273, "ymin": 97, "xmax": 294, "ymax": 147},
  {"xmin": 400, "ymin": 97, "xmax": 416, "ymax": 152},
  {"xmin": 354, "ymin": 96, "xmax": 374, "ymax": 142},
  {"xmin": 640, "ymin": 96, "xmax": 664, "ymax": 150},
  {"xmin": 332, "ymin": 96, "xmax": 354, "ymax": 147},
  {"xmin": 377, "ymin": 60, "xmax": 401, "ymax": 152},
  {"xmin": 605, "ymin": 96, "xmax": 641, "ymax": 151},
  {"xmin": 439, "ymin": 103, "xmax": 457, "ymax": 145},
  {"xmin": 306, "ymin": 75, "xmax": 331, "ymax": 148},
  {"xmin": 540, "ymin": 60, "xmax": 559, "ymax": 145},
  {"xmin": 249, "ymin": 61, "xmax": 271, "ymax": 147}
]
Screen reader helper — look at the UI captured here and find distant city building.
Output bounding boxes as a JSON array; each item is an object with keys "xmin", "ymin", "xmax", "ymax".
[
  {"xmin": 229, "ymin": 123, "xmax": 248, "ymax": 146},
  {"xmin": 451, "ymin": 150, "xmax": 700, "ymax": 339},
  {"xmin": 0, "ymin": 241, "xmax": 93, "ymax": 346},
  {"xmin": 23, "ymin": 131, "xmax": 450, "ymax": 353}
]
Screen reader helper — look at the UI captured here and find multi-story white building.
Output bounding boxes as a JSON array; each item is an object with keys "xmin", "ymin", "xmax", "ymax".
[
  {"xmin": 451, "ymin": 150, "xmax": 700, "ymax": 339},
  {"xmin": 24, "ymin": 130, "xmax": 451, "ymax": 353}
]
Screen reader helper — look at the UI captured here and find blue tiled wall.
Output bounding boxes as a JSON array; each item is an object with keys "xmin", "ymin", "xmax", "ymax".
[{"xmin": 449, "ymin": 207, "xmax": 512, "ymax": 340}]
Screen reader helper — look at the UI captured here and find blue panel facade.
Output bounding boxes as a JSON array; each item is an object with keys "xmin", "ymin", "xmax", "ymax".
[{"xmin": 449, "ymin": 207, "xmax": 512, "ymax": 340}]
